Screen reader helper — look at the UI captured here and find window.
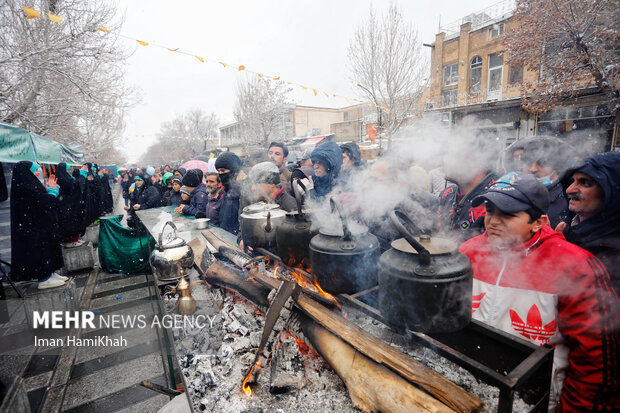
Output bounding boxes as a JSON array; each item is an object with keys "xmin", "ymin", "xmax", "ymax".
[
  {"xmin": 443, "ymin": 63, "xmax": 458, "ymax": 87},
  {"xmin": 442, "ymin": 89, "xmax": 458, "ymax": 107},
  {"xmin": 489, "ymin": 23, "xmax": 504, "ymax": 39},
  {"xmin": 343, "ymin": 112, "xmax": 349, "ymax": 121},
  {"xmin": 508, "ymin": 65, "xmax": 523, "ymax": 85},
  {"xmin": 488, "ymin": 53, "xmax": 504, "ymax": 91},
  {"xmin": 470, "ymin": 56, "xmax": 482, "ymax": 93}
]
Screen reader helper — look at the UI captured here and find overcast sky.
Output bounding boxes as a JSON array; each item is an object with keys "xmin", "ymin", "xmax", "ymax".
[{"xmin": 119, "ymin": 0, "xmax": 495, "ymax": 161}]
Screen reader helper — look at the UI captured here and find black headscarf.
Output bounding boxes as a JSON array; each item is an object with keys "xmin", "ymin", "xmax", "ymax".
[{"xmin": 10, "ymin": 161, "xmax": 63, "ymax": 281}]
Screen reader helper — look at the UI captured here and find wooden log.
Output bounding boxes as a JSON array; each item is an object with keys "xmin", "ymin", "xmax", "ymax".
[
  {"xmin": 194, "ymin": 257, "xmax": 483, "ymax": 413},
  {"xmin": 202, "ymin": 261, "xmax": 271, "ymax": 309},
  {"xmin": 254, "ymin": 273, "xmax": 483, "ymax": 413},
  {"xmin": 301, "ymin": 315, "xmax": 455, "ymax": 413}
]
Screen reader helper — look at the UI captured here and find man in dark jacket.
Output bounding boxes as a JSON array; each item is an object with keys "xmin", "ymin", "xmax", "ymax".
[
  {"xmin": 558, "ymin": 151, "xmax": 620, "ymax": 296},
  {"xmin": 337, "ymin": 142, "xmax": 364, "ymax": 191},
  {"xmin": 175, "ymin": 169, "xmax": 208, "ymax": 217},
  {"xmin": 215, "ymin": 152, "xmax": 243, "ymax": 234},
  {"xmin": 309, "ymin": 141, "xmax": 342, "ymax": 199},
  {"xmin": 205, "ymin": 172, "xmax": 223, "ymax": 225},
  {"xmin": 268, "ymin": 142, "xmax": 291, "ymax": 193}
]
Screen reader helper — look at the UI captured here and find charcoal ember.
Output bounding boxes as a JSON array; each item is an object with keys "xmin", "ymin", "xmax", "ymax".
[
  {"xmin": 240, "ymin": 408, "xmax": 263, "ymax": 413},
  {"xmin": 198, "ymin": 398, "xmax": 209, "ymax": 411},
  {"xmin": 239, "ymin": 352, "xmax": 254, "ymax": 366},
  {"xmin": 219, "ymin": 345, "xmax": 233, "ymax": 362},
  {"xmin": 196, "ymin": 368, "xmax": 217, "ymax": 387},
  {"xmin": 220, "ymin": 363, "xmax": 232, "ymax": 376},
  {"xmin": 248, "ymin": 331, "xmax": 261, "ymax": 347},
  {"xmin": 231, "ymin": 336, "xmax": 251, "ymax": 353},
  {"xmin": 269, "ymin": 372, "xmax": 304, "ymax": 394},
  {"xmin": 231, "ymin": 307, "xmax": 257, "ymax": 328}
]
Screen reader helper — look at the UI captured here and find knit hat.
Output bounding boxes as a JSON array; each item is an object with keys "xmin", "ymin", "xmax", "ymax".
[
  {"xmin": 180, "ymin": 186, "xmax": 192, "ymax": 196},
  {"xmin": 171, "ymin": 176, "xmax": 182, "ymax": 185},
  {"xmin": 250, "ymin": 162, "xmax": 280, "ymax": 185},
  {"xmin": 182, "ymin": 169, "xmax": 202, "ymax": 187},
  {"xmin": 214, "ymin": 152, "xmax": 242, "ymax": 173}
]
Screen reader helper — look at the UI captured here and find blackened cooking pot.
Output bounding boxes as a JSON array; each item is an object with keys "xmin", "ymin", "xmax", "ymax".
[
  {"xmin": 378, "ymin": 210, "xmax": 472, "ymax": 333},
  {"xmin": 276, "ymin": 180, "xmax": 317, "ymax": 267},
  {"xmin": 309, "ymin": 197, "xmax": 379, "ymax": 294}
]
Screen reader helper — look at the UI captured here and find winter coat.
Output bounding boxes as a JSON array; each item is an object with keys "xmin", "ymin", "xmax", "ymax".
[
  {"xmin": 10, "ymin": 161, "xmax": 64, "ymax": 281},
  {"xmin": 56, "ymin": 163, "xmax": 87, "ymax": 241},
  {"xmin": 167, "ymin": 189, "xmax": 182, "ymax": 207},
  {"xmin": 205, "ymin": 189, "xmax": 224, "ymax": 226},
  {"xmin": 182, "ymin": 184, "xmax": 209, "ymax": 217},
  {"xmin": 272, "ymin": 186, "xmax": 297, "ymax": 212},
  {"xmin": 460, "ymin": 226, "xmax": 619, "ymax": 412},
  {"xmin": 437, "ymin": 173, "xmax": 497, "ymax": 243},
  {"xmin": 130, "ymin": 180, "xmax": 161, "ymax": 212},
  {"xmin": 310, "ymin": 141, "xmax": 343, "ymax": 199},
  {"xmin": 561, "ymin": 152, "xmax": 620, "ymax": 296},
  {"xmin": 219, "ymin": 184, "xmax": 241, "ymax": 234}
]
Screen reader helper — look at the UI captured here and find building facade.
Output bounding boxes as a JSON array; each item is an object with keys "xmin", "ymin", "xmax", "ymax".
[{"xmin": 425, "ymin": 0, "xmax": 618, "ymax": 151}]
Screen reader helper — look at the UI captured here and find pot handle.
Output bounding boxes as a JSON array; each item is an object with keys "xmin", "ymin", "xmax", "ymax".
[
  {"xmin": 158, "ymin": 221, "xmax": 179, "ymax": 251},
  {"xmin": 293, "ymin": 180, "xmax": 304, "ymax": 216},
  {"xmin": 389, "ymin": 210, "xmax": 431, "ymax": 266},
  {"xmin": 330, "ymin": 197, "xmax": 352, "ymax": 241}
]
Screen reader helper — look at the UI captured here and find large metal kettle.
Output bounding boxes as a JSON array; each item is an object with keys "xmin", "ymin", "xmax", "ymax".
[
  {"xmin": 309, "ymin": 197, "xmax": 379, "ymax": 294},
  {"xmin": 378, "ymin": 210, "xmax": 472, "ymax": 333},
  {"xmin": 240, "ymin": 202, "xmax": 287, "ymax": 249},
  {"xmin": 150, "ymin": 221, "xmax": 194, "ymax": 282},
  {"xmin": 276, "ymin": 180, "xmax": 317, "ymax": 267}
]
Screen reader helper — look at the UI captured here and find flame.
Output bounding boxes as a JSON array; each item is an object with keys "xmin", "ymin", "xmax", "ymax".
[
  {"xmin": 344, "ymin": 312, "xmax": 348, "ymax": 319},
  {"xmin": 242, "ymin": 361, "xmax": 261, "ymax": 396},
  {"xmin": 274, "ymin": 265, "xmax": 279, "ymax": 278}
]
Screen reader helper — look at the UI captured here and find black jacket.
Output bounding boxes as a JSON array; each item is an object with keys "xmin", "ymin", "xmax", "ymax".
[{"xmin": 56, "ymin": 163, "xmax": 87, "ymax": 241}]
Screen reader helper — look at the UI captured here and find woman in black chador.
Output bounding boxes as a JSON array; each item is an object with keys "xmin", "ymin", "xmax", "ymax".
[
  {"xmin": 56, "ymin": 163, "xmax": 87, "ymax": 245},
  {"xmin": 10, "ymin": 161, "xmax": 67, "ymax": 289}
]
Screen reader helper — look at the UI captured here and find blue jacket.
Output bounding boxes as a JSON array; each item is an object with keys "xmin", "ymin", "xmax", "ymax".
[
  {"xmin": 182, "ymin": 184, "xmax": 208, "ymax": 217},
  {"xmin": 219, "ymin": 185, "xmax": 241, "ymax": 234}
]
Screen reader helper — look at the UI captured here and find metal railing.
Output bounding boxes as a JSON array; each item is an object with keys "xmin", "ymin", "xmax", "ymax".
[
  {"xmin": 440, "ymin": 0, "xmax": 515, "ymax": 37},
  {"xmin": 428, "ymin": 83, "xmax": 523, "ymax": 110}
]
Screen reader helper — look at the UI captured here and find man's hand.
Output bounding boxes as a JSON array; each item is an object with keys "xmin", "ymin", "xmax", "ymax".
[
  {"xmin": 174, "ymin": 205, "xmax": 184, "ymax": 214},
  {"xmin": 123, "ymin": 206, "xmax": 130, "ymax": 211},
  {"xmin": 133, "ymin": 204, "xmax": 141, "ymax": 210},
  {"xmin": 555, "ymin": 222, "xmax": 567, "ymax": 233}
]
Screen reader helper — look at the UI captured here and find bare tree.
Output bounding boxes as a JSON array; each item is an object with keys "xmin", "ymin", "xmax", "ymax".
[
  {"xmin": 140, "ymin": 108, "xmax": 220, "ymax": 164},
  {"xmin": 504, "ymin": 0, "xmax": 620, "ymax": 117},
  {"xmin": 0, "ymin": 0, "xmax": 135, "ymax": 159},
  {"xmin": 233, "ymin": 75, "xmax": 293, "ymax": 153},
  {"xmin": 348, "ymin": 2, "xmax": 428, "ymax": 143}
]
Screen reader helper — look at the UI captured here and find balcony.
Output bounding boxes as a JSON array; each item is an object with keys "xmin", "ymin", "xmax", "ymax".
[
  {"xmin": 428, "ymin": 83, "xmax": 522, "ymax": 110},
  {"xmin": 440, "ymin": 0, "xmax": 515, "ymax": 38}
]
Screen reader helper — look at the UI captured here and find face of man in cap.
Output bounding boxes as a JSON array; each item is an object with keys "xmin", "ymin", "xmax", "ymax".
[
  {"xmin": 565, "ymin": 171, "xmax": 604, "ymax": 222},
  {"xmin": 268, "ymin": 146, "xmax": 286, "ymax": 168},
  {"xmin": 484, "ymin": 203, "xmax": 547, "ymax": 247}
]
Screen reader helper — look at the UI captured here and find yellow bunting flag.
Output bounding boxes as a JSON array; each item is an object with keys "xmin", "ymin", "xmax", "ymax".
[
  {"xmin": 219, "ymin": 62, "xmax": 227, "ymax": 67},
  {"xmin": 313, "ymin": 89, "xmax": 318, "ymax": 96},
  {"xmin": 273, "ymin": 76, "xmax": 280, "ymax": 80},
  {"xmin": 301, "ymin": 86, "xmax": 308, "ymax": 90},
  {"xmin": 168, "ymin": 48, "xmax": 179, "ymax": 52},
  {"xmin": 323, "ymin": 91, "xmax": 329, "ymax": 97},
  {"xmin": 137, "ymin": 40, "xmax": 149, "ymax": 46},
  {"xmin": 238, "ymin": 65, "xmax": 246, "ymax": 71},
  {"xmin": 287, "ymin": 82, "xmax": 292, "ymax": 84},
  {"xmin": 47, "ymin": 13, "xmax": 62, "ymax": 22},
  {"xmin": 24, "ymin": 7, "xmax": 40, "ymax": 19},
  {"xmin": 258, "ymin": 74, "xmax": 263, "ymax": 78},
  {"xmin": 97, "ymin": 27, "xmax": 110, "ymax": 33},
  {"xmin": 196, "ymin": 56, "xmax": 204, "ymax": 63}
]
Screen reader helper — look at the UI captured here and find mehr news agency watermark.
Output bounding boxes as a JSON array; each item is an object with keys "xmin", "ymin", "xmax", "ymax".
[{"xmin": 32, "ymin": 311, "xmax": 218, "ymax": 348}]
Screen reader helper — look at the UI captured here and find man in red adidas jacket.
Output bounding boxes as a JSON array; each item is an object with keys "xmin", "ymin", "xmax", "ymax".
[{"xmin": 459, "ymin": 174, "xmax": 619, "ymax": 412}]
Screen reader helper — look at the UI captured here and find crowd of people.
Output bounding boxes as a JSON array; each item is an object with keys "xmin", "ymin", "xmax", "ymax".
[
  {"xmin": 10, "ymin": 162, "xmax": 114, "ymax": 289},
  {"xmin": 8, "ymin": 135, "xmax": 619, "ymax": 411}
]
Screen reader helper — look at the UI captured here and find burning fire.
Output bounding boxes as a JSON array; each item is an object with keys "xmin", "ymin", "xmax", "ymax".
[{"xmin": 242, "ymin": 361, "xmax": 261, "ymax": 396}]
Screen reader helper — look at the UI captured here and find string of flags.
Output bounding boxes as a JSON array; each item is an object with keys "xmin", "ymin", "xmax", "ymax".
[{"xmin": 22, "ymin": 6, "xmax": 391, "ymax": 113}]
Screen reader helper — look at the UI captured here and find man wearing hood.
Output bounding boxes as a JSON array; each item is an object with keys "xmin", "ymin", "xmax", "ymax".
[
  {"xmin": 215, "ymin": 152, "xmax": 243, "ymax": 234},
  {"xmin": 337, "ymin": 142, "xmax": 364, "ymax": 191},
  {"xmin": 309, "ymin": 141, "xmax": 343, "ymax": 199},
  {"xmin": 460, "ymin": 173, "xmax": 619, "ymax": 412},
  {"xmin": 175, "ymin": 169, "xmax": 208, "ymax": 218},
  {"xmin": 558, "ymin": 152, "xmax": 620, "ymax": 296}
]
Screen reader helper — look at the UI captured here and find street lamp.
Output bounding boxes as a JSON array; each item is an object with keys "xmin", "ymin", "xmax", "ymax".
[{"xmin": 356, "ymin": 83, "xmax": 382, "ymax": 150}]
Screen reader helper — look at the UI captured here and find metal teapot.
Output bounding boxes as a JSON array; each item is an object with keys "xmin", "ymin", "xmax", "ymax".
[
  {"xmin": 150, "ymin": 221, "xmax": 194, "ymax": 282},
  {"xmin": 240, "ymin": 202, "xmax": 287, "ymax": 249},
  {"xmin": 378, "ymin": 210, "xmax": 472, "ymax": 333}
]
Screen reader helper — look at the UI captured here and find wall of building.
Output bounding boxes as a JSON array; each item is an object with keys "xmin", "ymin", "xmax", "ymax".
[
  {"xmin": 330, "ymin": 120, "xmax": 362, "ymax": 143},
  {"xmin": 293, "ymin": 107, "xmax": 343, "ymax": 137}
]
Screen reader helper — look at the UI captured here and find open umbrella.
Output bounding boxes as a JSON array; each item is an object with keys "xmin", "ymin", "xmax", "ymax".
[{"xmin": 180, "ymin": 159, "xmax": 209, "ymax": 174}]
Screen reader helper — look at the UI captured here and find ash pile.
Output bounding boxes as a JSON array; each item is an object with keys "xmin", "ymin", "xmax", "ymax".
[{"xmin": 163, "ymin": 274, "xmax": 358, "ymax": 413}]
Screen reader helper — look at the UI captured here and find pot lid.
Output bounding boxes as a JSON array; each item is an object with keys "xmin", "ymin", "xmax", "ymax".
[
  {"xmin": 241, "ymin": 202, "xmax": 287, "ymax": 218},
  {"xmin": 319, "ymin": 222, "xmax": 368, "ymax": 237},
  {"xmin": 391, "ymin": 235, "xmax": 457, "ymax": 255},
  {"xmin": 161, "ymin": 237, "xmax": 186, "ymax": 249}
]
